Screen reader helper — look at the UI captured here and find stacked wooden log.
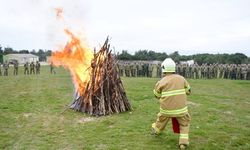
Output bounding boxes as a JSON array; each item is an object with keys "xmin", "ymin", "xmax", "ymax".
[{"xmin": 70, "ymin": 38, "xmax": 132, "ymax": 116}]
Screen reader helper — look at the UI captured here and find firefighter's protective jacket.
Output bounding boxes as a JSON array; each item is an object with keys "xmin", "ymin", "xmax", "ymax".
[{"xmin": 153, "ymin": 74, "xmax": 191, "ymax": 117}]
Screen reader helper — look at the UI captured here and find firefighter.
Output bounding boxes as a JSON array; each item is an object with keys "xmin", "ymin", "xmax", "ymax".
[{"xmin": 151, "ymin": 58, "xmax": 191, "ymax": 149}]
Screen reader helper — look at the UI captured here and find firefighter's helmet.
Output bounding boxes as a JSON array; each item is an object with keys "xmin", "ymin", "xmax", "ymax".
[{"xmin": 161, "ymin": 58, "xmax": 176, "ymax": 73}]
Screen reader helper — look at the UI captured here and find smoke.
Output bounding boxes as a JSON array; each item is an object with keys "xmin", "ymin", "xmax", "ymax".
[{"xmin": 0, "ymin": 0, "xmax": 90, "ymax": 50}]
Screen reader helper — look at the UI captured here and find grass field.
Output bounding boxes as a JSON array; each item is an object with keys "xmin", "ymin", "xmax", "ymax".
[{"xmin": 1, "ymin": 66, "xmax": 250, "ymax": 150}]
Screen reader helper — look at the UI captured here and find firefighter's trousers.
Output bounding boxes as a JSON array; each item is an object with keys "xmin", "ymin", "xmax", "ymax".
[{"xmin": 152, "ymin": 112, "xmax": 191, "ymax": 145}]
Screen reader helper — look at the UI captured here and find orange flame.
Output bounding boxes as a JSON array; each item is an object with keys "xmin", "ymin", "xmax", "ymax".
[{"xmin": 51, "ymin": 29, "xmax": 94, "ymax": 94}]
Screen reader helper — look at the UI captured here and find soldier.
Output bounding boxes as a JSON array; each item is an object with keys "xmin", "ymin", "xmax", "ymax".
[
  {"xmin": 35, "ymin": 61, "xmax": 41, "ymax": 74},
  {"xmin": 157, "ymin": 63, "xmax": 161, "ymax": 78},
  {"xmin": 138, "ymin": 62, "xmax": 143, "ymax": 76},
  {"xmin": 3, "ymin": 61, "xmax": 9, "ymax": 76},
  {"xmin": 241, "ymin": 64, "xmax": 247, "ymax": 80},
  {"xmin": 122, "ymin": 62, "xmax": 126, "ymax": 77},
  {"xmin": 50, "ymin": 62, "xmax": 56, "ymax": 74},
  {"xmin": 181, "ymin": 64, "xmax": 187, "ymax": 77},
  {"xmin": 30, "ymin": 61, "xmax": 35, "ymax": 74},
  {"xmin": 142, "ymin": 63, "xmax": 148, "ymax": 77},
  {"xmin": 187, "ymin": 65, "xmax": 191, "ymax": 78},
  {"xmin": 148, "ymin": 63, "xmax": 153, "ymax": 77},
  {"xmin": 132, "ymin": 62, "xmax": 138, "ymax": 77},
  {"xmin": 191, "ymin": 65, "xmax": 195, "ymax": 79},
  {"xmin": 117, "ymin": 62, "xmax": 123, "ymax": 76},
  {"xmin": 129, "ymin": 62, "xmax": 133, "ymax": 77},
  {"xmin": 24, "ymin": 62, "xmax": 29, "ymax": 75},
  {"xmin": 247, "ymin": 64, "xmax": 250, "ymax": 80},
  {"xmin": 124, "ymin": 62, "xmax": 130, "ymax": 77},
  {"xmin": 236, "ymin": 65, "xmax": 241, "ymax": 79},
  {"xmin": 197, "ymin": 64, "xmax": 201, "ymax": 79},
  {"xmin": 210, "ymin": 64, "xmax": 213, "ymax": 79},
  {"xmin": 205, "ymin": 64, "xmax": 209, "ymax": 79},
  {"xmin": 231, "ymin": 65, "xmax": 237, "ymax": 80},
  {"xmin": 13, "ymin": 61, "xmax": 18, "ymax": 75},
  {"xmin": 179, "ymin": 64, "xmax": 183, "ymax": 77},
  {"xmin": 0, "ymin": 63, "xmax": 2, "ymax": 76},
  {"xmin": 152, "ymin": 63, "xmax": 158, "ymax": 78},
  {"xmin": 217, "ymin": 64, "xmax": 222, "ymax": 79}
]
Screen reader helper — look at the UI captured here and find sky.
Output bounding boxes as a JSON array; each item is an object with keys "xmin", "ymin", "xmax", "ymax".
[{"xmin": 0, "ymin": 0, "xmax": 250, "ymax": 56}]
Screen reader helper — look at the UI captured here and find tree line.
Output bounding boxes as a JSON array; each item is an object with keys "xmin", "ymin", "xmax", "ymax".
[
  {"xmin": 0, "ymin": 45, "xmax": 249, "ymax": 65},
  {"xmin": 117, "ymin": 50, "xmax": 250, "ymax": 64}
]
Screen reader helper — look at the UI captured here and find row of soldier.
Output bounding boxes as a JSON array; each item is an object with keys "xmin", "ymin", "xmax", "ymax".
[
  {"xmin": 176, "ymin": 63, "xmax": 250, "ymax": 80},
  {"xmin": 117, "ymin": 61, "xmax": 162, "ymax": 78},
  {"xmin": 0, "ymin": 61, "xmax": 41, "ymax": 76},
  {"xmin": 117, "ymin": 61, "xmax": 250, "ymax": 80}
]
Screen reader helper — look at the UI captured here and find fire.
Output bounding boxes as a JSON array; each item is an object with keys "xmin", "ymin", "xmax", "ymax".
[
  {"xmin": 55, "ymin": 7, "xmax": 63, "ymax": 19},
  {"xmin": 51, "ymin": 29, "xmax": 94, "ymax": 94}
]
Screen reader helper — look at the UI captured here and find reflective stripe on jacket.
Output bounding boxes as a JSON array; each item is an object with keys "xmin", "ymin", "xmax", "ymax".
[{"xmin": 153, "ymin": 74, "xmax": 191, "ymax": 116}]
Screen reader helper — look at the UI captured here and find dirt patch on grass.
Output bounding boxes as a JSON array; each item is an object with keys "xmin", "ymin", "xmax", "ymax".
[
  {"xmin": 23, "ymin": 113, "xmax": 33, "ymax": 118},
  {"xmin": 77, "ymin": 117, "xmax": 97, "ymax": 124}
]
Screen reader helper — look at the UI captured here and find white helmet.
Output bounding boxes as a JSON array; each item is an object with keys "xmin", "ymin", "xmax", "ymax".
[{"xmin": 161, "ymin": 58, "xmax": 176, "ymax": 73}]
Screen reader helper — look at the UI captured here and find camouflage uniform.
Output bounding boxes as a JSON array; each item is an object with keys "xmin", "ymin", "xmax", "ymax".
[
  {"xmin": 152, "ymin": 64, "xmax": 158, "ymax": 78},
  {"xmin": 30, "ymin": 61, "xmax": 35, "ymax": 74},
  {"xmin": 13, "ymin": 61, "xmax": 18, "ymax": 75},
  {"xmin": 35, "ymin": 61, "xmax": 40, "ymax": 74},
  {"xmin": 125, "ymin": 63, "xmax": 130, "ymax": 77},
  {"xmin": 0, "ymin": 63, "xmax": 2, "ymax": 76},
  {"xmin": 131, "ymin": 63, "xmax": 137, "ymax": 77},
  {"xmin": 241, "ymin": 64, "xmax": 247, "ymax": 80},
  {"xmin": 50, "ymin": 63, "xmax": 56, "ymax": 74},
  {"xmin": 148, "ymin": 64, "xmax": 153, "ymax": 77},
  {"xmin": 231, "ymin": 65, "xmax": 237, "ymax": 80},
  {"xmin": 236, "ymin": 65, "xmax": 241, "ymax": 79},
  {"xmin": 157, "ymin": 63, "xmax": 161, "ymax": 78},
  {"xmin": 24, "ymin": 62, "xmax": 29, "ymax": 75},
  {"xmin": 3, "ymin": 61, "xmax": 9, "ymax": 76},
  {"xmin": 138, "ymin": 62, "xmax": 143, "ymax": 77}
]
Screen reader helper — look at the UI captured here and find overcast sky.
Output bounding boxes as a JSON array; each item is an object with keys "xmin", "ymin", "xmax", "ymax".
[{"xmin": 0, "ymin": 0, "xmax": 250, "ymax": 56}]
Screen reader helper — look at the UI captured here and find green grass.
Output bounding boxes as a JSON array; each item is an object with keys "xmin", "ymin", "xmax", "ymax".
[{"xmin": 0, "ymin": 66, "xmax": 250, "ymax": 149}]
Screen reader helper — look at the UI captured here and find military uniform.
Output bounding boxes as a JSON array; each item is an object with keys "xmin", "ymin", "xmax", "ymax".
[
  {"xmin": 24, "ymin": 62, "xmax": 29, "ymax": 75},
  {"xmin": 30, "ymin": 62, "xmax": 35, "ymax": 74},
  {"xmin": 124, "ymin": 63, "xmax": 130, "ymax": 77},
  {"xmin": 247, "ymin": 64, "xmax": 250, "ymax": 80},
  {"xmin": 3, "ymin": 61, "xmax": 9, "ymax": 76},
  {"xmin": 241, "ymin": 65, "xmax": 247, "ymax": 80},
  {"xmin": 131, "ymin": 63, "xmax": 137, "ymax": 77},
  {"xmin": 138, "ymin": 63, "xmax": 143, "ymax": 76},
  {"xmin": 152, "ymin": 64, "xmax": 158, "ymax": 78},
  {"xmin": 0, "ymin": 63, "xmax": 2, "ymax": 76},
  {"xmin": 148, "ymin": 64, "xmax": 153, "ymax": 77},
  {"xmin": 35, "ymin": 61, "xmax": 40, "ymax": 74},
  {"xmin": 50, "ymin": 63, "xmax": 56, "ymax": 74},
  {"xmin": 13, "ymin": 61, "xmax": 18, "ymax": 75},
  {"xmin": 236, "ymin": 65, "xmax": 241, "ymax": 79}
]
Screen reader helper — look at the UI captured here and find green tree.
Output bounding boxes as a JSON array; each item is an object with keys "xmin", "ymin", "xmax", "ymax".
[
  {"xmin": 4, "ymin": 47, "xmax": 14, "ymax": 54},
  {"xmin": 117, "ymin": 50, "xmax": 133, "ymax": 60},
  {"xmin": 37, "ymin": 49, "xmax": 46, "ymax": 61},
  {"xmin": 19, "ymin": 50, "xmax": 29, "ymax": 54},
  {"xmin": 228, "ymin": 53, "xmax": 247, "ymax": 64},
  {"xmin": 134, "ymin": 50, "xmax": 149, "ymax": 60},
  {"xmin": 169, "ymin": 51, "xmax": 180, "ymax": 62}
]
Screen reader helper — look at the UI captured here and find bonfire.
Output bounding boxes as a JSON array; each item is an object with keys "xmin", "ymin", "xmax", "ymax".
[{"xmin": 51, "ymin": 31, "xmax": 131, "ymax": 116}]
